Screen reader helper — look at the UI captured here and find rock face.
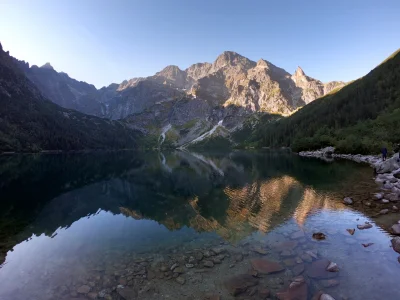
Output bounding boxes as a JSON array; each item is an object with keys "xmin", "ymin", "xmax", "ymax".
[{"xmin": 13, "ymin": 59, "xmax": 98, "ymax": 114}]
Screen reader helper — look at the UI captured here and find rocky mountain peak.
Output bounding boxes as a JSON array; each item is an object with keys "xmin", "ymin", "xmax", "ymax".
[
  {"xmin": 213, "ymin": 51, "xmax": 256, "ymax": 71},
  {"xmin": 294, "ymin": 66, "xmax": 305, "ymax": 77},
  {"xmin": 156, "ymin": 65, "xmax": 184, "ymax": 77},
  {"xmin": 40, "ymin": 62, "xmax": 54, "ymax": 70}
]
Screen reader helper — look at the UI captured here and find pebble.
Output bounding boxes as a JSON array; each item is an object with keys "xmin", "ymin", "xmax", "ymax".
[
  {"xmin": 382, "ymin": 199, "xmax": 390, "ymax": 203},
  {"xmin": 170, "ymin": 263, "xmax": 178, "ymax": 271},
  {"xmin": 380, "ymin": 209, "xmax": 390, "ymax": 214},
  {"xmin": 185, "ymin": 264, "xmax": 194, "ymax": 268}
]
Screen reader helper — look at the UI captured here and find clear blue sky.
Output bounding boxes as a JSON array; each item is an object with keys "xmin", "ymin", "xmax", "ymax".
[{"xmin": 1, "ymin": 0, "xmax": 399, "ymax": 88}]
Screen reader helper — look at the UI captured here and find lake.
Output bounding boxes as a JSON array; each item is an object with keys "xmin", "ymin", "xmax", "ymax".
[{"xmin": 0, "ymin": 150, "xmax": 399, "ymax": 300}]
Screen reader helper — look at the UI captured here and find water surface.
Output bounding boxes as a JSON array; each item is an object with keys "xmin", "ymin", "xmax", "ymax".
[{"xmin": 0, "ymin": 150, "xmax": 399, "ymax": 300}]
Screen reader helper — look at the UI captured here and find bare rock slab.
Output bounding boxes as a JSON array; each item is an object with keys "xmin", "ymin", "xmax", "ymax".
[{"xmin": 251, "ymin": 259, "xmax": 285, "ymax": 274}]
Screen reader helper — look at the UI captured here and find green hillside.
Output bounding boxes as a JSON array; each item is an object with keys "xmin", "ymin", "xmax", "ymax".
[{"xmin": 253, "ymin": 49, "xmax": 400, "ymax": 154}]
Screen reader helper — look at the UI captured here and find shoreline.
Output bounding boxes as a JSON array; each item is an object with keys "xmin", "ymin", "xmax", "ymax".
[{"xmin": 299, "ymin": 147, "xmax": 400, "ymax": 234}]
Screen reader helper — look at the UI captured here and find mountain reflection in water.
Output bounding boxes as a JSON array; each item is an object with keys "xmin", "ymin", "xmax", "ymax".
[{"xmin": 0, "ymin": 150, "xmax": 397, "ymax": 300}]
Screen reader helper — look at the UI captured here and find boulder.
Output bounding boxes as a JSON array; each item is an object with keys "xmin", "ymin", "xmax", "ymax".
[
  {"xmin": 391, "ymin": 224, "xmax": 400, "ymax": 235},
  {"xmin": 391, "ymin": 237, "xmax": 400, "ymax": 253},
  {"xmin": 380, "ymin": 209, "xmax": 389, "ymax": 215},
  {"xmin": 375, "ymin": 156, "xmax": 400, "ymax": 174},
  {"xmin": 343, "ymin": 197, "xmax": 353, "ymax": 205},
  {"xmin": 251, "ymin": 259, "xmax": 285, "ymax": 274},
  {"xmin": 224, "ymin": 274, "xmax": 258, "ymax": 296},
  {"xmin": 373, "ymin": 193, "xmax": 383, "ymax": 200},
  {"xmin": 386, "ymin": 193, "xmax": 400, "ymax": 202}
]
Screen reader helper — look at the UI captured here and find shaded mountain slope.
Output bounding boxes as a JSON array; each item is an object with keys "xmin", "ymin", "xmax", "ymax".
[{"xmin": 0, "ymin": 42, "xmax": 141, "ymax": 152}]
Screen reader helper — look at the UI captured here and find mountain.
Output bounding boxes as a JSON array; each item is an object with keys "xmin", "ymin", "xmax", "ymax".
[
  {"xmin": 13, "ymin": 59, "xmax": 100, "ymax": 114},
  {"xmin": 10, "ymin": 50, "xmax": 344, "ymax": 149},
  {"xmin": 0, "ymin": 42, "xmax": 141, "ymax": 152},
  {"xmin": 252, "ymin": 49, "xmax": 400, "ymax": 154},
  {"xmin": 84, "ymin": 51, "xmax": 343, "ymax": 118}
]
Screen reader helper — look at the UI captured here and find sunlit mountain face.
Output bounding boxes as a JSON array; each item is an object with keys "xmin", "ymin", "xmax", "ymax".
[{"xmin": 0, "ymin": 150, "xmax": 396, "ymax": 300}]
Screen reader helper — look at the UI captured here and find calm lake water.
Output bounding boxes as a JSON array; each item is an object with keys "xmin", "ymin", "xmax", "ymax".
[{"xmin": 0, "ymin": 150, "xmax": 399, "ymax": 300}]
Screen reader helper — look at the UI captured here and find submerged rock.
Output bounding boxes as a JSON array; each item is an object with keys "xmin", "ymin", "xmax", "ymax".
[
  {"xmin": 312, "ymin": 232, "xmax": 326, "ymax": 240},
  {"xmin": 357, "ymin": 223, "xmax": 373, "ymax": 230},
  {"xmin": 77, "ymin": 285, "xmax": 91, "ymax": 294},
  {"xmin": 320, "ymin": 279, "xmax": 340, "ymax": 288},
  {"xmin": 362, "ymin": 243, "xmax": 374, "ymax": 247},
  {"xmin": 307, "ymin": 259, "xmax": 338, "ymax": 279},
  {"xmin": 346, "ymin": 229, "xmax": 355, "ymax": 235},
  {"xmin": 276, "ymin": 276, "xmax": 308, "ymax": 300},
  {"xmin": 251, "ymin": 259, "xmax": 285, "ymax": 274},
  {"xmin": 224, "ymin": 274, "xmax": 258, "ymax": 296}
]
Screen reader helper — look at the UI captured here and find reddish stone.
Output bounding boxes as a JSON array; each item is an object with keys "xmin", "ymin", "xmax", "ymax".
[
  {"xmin": 276, "ymin": 276, "xmax": 308, "ymax": 300},
  {"xmin": 251, "ymin": 259, "xmax": 285, "ymax": 274},
  {"xmin": 320, "ymin": 279, "xmax": 340, "ymax": 288},
  {"xmin": 259, "ymin": 288, "xmax": 271, "ymax": 299},
  {"xmin": 307, "ymin": 259, "xmax": 337, "ymax": 279},
  {"xmin": 224, "ymin": 274, "xmax": 259, "ymax": 296}
]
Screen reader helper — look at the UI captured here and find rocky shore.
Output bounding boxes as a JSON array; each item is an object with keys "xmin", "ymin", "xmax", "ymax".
[{"xmin": 299, "ymin": 147, "xmax": 400, "ymax": 251}]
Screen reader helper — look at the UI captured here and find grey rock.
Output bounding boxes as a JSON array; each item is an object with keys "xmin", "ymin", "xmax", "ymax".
[
  {"xmin": 343, "ymin": 197, "xmax": 353, "ymax": 205},
  {"xmin": 391, "ymin": 237, "xmax": 400, "ymax": 253},
  {"xmin": 357, "ymin": 223, "xmax": 373, "ymax": 230},
  {"xmin": 326, "ymin": 262, "xmax": 339, "ymax": 272},
  {"xmin": 380, "ymin": 209, "xmax": 389, "ymax": 215},
  {"xmin": 391, "ymin": 224, "xmax": 400, "ymax": 235},
  {"xmin": 203, "ymin": 260, "xmax": 214, "ymax": 268}
]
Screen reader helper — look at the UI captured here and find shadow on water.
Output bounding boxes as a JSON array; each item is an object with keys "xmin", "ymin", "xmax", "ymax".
[{"xmin": 0, "ymin": 150, "xmax": 398, "ymax": 300}]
